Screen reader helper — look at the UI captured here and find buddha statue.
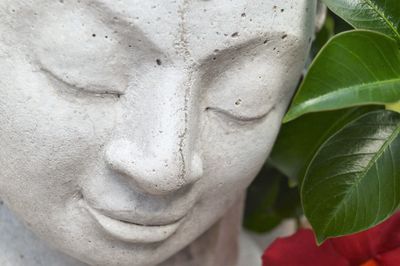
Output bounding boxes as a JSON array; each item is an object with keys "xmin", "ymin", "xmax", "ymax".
[{"xmin": 0, "ymin": 0, "xmax": 322, "ymax": 265}]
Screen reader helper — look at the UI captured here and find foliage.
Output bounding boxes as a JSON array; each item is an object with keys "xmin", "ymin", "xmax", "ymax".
[
  {"xmin": 284, "ymin": 30, "xmax": 400, "ymax": 123},
  {"xmin": 302, "ymin": 110, "xmax": 400, "ymax": 243},
  {"xmin": 245, "ymin": 0, "xmax": 400, "ymax": 244},
  {"xmin": 323, "ymin": 0, "xmax": 400, "ymax": 40},
  {"xmin": 244, "ymin": 166, "xmax": 301, "ymax": 233},
  {"xmin": 269, "ymin": 106, "xmax": 380, "ymax": 184}
]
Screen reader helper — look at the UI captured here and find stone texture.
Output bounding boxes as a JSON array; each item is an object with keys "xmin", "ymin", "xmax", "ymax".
[{"xmin": 0, "ymin": 1, "xmax": 318, "ymax": 265}]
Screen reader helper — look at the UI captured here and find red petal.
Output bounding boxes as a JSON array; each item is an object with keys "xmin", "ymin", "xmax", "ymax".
[
  {"xmin": 262, "ymin": 229, "xmax": 349, "ymax": 266},
  {"xmin": 376, "ymin": 247, "xmax": 400, "ymax": 266},
  {"xmin": 330, "ymin": 213, "xmax": 400, "ymax": 264}
]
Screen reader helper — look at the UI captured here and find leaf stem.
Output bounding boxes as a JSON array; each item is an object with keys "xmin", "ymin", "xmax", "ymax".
[{"xmin": 364, "ymin": 0, "xmax": 400, "ymax": 42}]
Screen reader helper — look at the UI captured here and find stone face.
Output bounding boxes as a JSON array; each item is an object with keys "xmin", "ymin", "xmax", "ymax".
[{"xmin": 0, "ymin": 1, "xmax": 317, "ymax": 265}]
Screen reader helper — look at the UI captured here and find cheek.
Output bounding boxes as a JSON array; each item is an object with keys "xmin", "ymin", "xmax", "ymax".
[
  {"xmin": 0, "ymin": 59, "xmax": 116, "ymax": 208},
  {"xmin": 186, "ymin": 105, "xmax": 286, "ymax": 237},
  {"xmin": 200, "ymin": 104, "xmax": 285, "ymax": 196}
]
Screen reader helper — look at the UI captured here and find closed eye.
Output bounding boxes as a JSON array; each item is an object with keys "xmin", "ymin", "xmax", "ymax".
[
  {"xmin": 40, "ymin": 67, "xmax": 124, "ymax": 99},
  {"xmin": 205, "ymin": 106, "xmax": 273, "ymax": 123}
]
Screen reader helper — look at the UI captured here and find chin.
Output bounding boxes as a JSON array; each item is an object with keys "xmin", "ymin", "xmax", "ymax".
[{"xmin": 34, "ymin": 198, "xmax": 223, "ymax": 266}]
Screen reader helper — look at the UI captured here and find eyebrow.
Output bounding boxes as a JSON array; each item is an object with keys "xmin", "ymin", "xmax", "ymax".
[
  {"xmin": 87, "ymin": 0, "xmax": 164, "ymax": 54},
  {"xmin": 81, "ymin": 1, "xmax": 284, "ymax": 66},
  {"xmin": 87, "ymin": 1, "xmax": 265, "ymax": 59},
  {"xmin": 200, "ymin": 34, "xmax": 270, "ymax": 63},
  {"xmin": 198, "ymin": 30, "xmax": 288, "ymax": 73}
]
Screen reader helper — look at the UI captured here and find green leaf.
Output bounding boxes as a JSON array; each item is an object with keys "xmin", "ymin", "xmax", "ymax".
[
  {"xmin": 323, "ymin": 0, "xmax": 400, "ymax": 41},
  {"xmin": 269, "ymin": 106, "xmax": 380, "ymax": 183},
  {"xmin": 331, "ymin": 13, "xmax": 353, "ymax": 34},
  {"xmin": 301, "ymin": 110, "xmax": 400, "ymax": 243},
  {"xmin": 244, "ymin": 166, "xmax": 301, "ymax": 233},
  {"xmin": 284, "ymin": 30, "xmax": 400, "ymax": 123},
  {"xmin": 311, "ymin": 14, "xmax": 335, "ymax": 57}
]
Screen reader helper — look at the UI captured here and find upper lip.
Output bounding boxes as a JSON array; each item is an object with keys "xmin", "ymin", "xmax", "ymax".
[{"xmin": 82, "ymin": 189, "xmax": 196, "ymax": 226}]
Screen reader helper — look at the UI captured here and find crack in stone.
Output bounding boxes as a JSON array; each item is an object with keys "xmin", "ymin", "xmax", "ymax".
[{"xmin": 176, "ymin": 0, "xmax": 194, "ymax": 186}]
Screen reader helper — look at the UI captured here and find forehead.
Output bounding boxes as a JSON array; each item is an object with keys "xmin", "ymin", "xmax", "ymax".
[
  {"xmin": 94, "ymin": 0, "xmax": 314, "ymax": 59},
  {"xmin": 10, "ymin": 0, "xmax": 315, "ymax": 61}
]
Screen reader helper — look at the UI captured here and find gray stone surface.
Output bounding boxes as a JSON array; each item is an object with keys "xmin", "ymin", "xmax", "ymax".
[{"xmin": 0, "ymin": 1, "xmax": 319, "ymax": 265}]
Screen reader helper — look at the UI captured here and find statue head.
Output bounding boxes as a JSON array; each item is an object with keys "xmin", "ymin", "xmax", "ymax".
[{"xmin": 0, "ymin": 0, "xmax": 318, "ymax": 265}]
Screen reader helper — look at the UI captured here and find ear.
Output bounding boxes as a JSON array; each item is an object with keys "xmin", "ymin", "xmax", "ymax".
[{"xmin": 315, "ymin": 2, "xmax": 327, "ymax": 32}]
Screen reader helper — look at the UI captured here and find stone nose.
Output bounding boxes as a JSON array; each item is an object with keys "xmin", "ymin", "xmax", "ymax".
[
  {"xmin": 103, "ymin": 69, "xmax": 204, "ymax": 195},
  {"xmin": 103, "ymin": 65, "xmax": 203, "ymax": 195},
  {"xmin": 104, "ymin": 138, "xmax": 203, "ymax": 196}
]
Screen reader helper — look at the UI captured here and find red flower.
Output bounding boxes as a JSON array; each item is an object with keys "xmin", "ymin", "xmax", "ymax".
[{"xmin": 262, "ymin": 213, "xmax": 400, "ymax": 266}]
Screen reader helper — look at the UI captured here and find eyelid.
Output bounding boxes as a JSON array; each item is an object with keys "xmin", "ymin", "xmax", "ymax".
[
  {"xmin": 40, "ymin": 67, "xmax": 124, "ymax": 98},
  {"xmin": 206, "ymin": 106, "xmax": 273, "ymax": 123}
]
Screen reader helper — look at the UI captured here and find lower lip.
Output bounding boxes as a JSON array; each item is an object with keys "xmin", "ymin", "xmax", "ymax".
[{"xmin": 83, "ymin": 203, "xmax": 183, "ymax": 244}]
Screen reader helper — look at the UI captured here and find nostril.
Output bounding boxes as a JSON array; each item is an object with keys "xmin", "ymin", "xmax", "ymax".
[
  {"xmin": 104, "ymin": 139, "xmax": 203, "ymax": 196},
  {"xmin": 104, "ymin": 139, "xmax": 135, "ymax": 172}
]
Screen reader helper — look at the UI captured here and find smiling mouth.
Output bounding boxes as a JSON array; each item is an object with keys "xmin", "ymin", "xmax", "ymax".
[{"xmin": 83, "ymin": 203, "xmax": 184, "ymax": 244}]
